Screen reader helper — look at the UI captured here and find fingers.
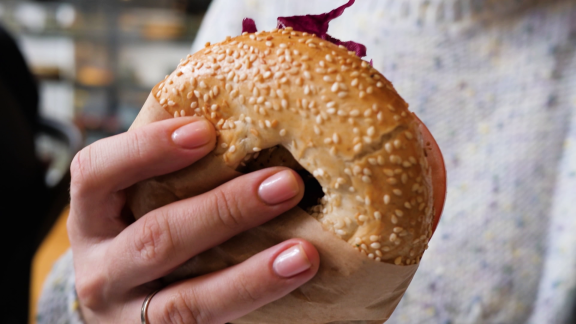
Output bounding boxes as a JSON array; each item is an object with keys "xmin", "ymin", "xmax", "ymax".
[
  {"xmin": 68, "ymin": 117, "xmax": 216, "ymax": 237},
  {"xmin": 108, "ymin": 167, "xmax": 305, "ymax": 290},
  {"xmin": 147, "ymin": 239, "xmax": 320, "ymax": 324}
]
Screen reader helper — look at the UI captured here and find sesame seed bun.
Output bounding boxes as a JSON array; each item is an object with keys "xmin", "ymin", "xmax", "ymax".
[{"xmin": 144, "ymin": 27, "xmax": 438, "ymax": 265}]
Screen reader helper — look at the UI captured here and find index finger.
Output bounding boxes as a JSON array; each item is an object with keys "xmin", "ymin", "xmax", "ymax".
[{"xmin": 69, "ymin": 117, "xmax": 216, "ymax": 237}]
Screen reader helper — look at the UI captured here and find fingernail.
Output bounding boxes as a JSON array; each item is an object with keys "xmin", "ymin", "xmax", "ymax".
[
  {"xmin": 258, "ymin": 170, "xmax": 300, "ymax": 205},
  {"xmin": 273, "ymin": 244, "xmax": 311, "ymax": 278},
  {"xmin": 172, "ymin": 120, "xmax": 212, "ymax": 149}
]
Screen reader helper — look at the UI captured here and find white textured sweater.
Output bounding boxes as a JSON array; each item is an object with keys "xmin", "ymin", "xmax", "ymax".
[{"xmin": 38, "ymin": 1, "xmax": 576, "ymax": 323}]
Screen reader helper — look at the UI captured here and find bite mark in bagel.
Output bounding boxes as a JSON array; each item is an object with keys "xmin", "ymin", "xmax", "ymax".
[{"xmin": 153, "ymin": 28, "xmax": 435, "ymax": 265}]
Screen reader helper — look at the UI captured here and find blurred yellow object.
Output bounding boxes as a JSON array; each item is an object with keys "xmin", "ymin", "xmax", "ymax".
[
  {"xmin": 30, "ymin": 206, "xmax": 71, "ymax": 324},
  {"xmin": 77, "ymin": 66, "xmax": 114, "ymax": 86},
  {"xmin": 142, "ymin": 23, "xmax": 184, "ymax": 39}
]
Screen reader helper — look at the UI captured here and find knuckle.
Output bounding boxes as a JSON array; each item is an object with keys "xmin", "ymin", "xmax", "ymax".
[
  {"xmin": 75, "ymin": 273, "xmax": 106, "ymax": 310},
  {"xmin": 133, "ymin": 215, "xmax": 175, "ymax": 264},
  {"xmin": 161, "ymin": 291, "xmax": 211, "ymax": 324},
  {"xmin": 233, "ymin": 274, "xmax": 261, "ymax": 305},
  {"xmin": 127, "ymin": 130, "xmax": 146, "ymax": 162},
  {"xmin": 212, "ymin": 189, "xmax": 246, "ymax": 230}
]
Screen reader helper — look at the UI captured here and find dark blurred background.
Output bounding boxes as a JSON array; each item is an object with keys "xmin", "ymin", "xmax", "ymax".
[
  {"xmin": 0, "ymin": 0, "xmax": 211, "ymax": 323},
  {"xmin": 1, "ymin": 0, "xmax": 211, "ymax": 145}
]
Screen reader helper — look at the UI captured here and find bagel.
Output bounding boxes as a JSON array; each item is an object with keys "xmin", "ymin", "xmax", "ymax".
[{"xmin": 146, "ymin": 26, "xmax": 436, "ymax": 266}]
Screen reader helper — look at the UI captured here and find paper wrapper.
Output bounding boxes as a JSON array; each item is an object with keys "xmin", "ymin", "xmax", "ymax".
[{"xmin": 127, "ymin": 93, "xmax": 419, "ymax": 324}]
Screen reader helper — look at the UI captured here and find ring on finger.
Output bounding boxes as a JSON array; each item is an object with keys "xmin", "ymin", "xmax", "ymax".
[{"xmin": 141, "ymin": 289, "xmax": 161, "ymax": 324}]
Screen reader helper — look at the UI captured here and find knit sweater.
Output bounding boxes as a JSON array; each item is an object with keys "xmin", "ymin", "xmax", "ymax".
[{"xmin": 38, "ymin": 1, "xmax": 576, "ymax": 323}]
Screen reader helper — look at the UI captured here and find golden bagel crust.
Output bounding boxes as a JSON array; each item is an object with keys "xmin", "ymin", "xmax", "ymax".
[{"xmin": 153, "ymin": 27, "xmax": 433, "ymax": 265}]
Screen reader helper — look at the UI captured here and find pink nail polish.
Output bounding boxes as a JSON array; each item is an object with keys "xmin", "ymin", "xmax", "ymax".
[
  {"xmin": 172, "ymin": 121, "xmax": 212, "ymax": 149},
  {"xmin": 273, "ymin": 244, "xmax": 311, "ymax": 278},
  {"xmin": 258, "ymin": 170, "xmax": 300, "ymax": 205}
]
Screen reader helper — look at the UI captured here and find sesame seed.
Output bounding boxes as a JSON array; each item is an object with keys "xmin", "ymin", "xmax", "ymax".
[
  {"xmin": 387, "ymin": 178, "xmax": 398, "ymax": 185},
  {"xmin": 366, "ymin": 86, "xmax": 374, "ymax": 94},
  {"xmin": 358, "ymin": 215, "xmax": 368, "ymax": 222},
  {"xmin": 331, "ymin": 82, "xmax": 339, "ymax": 92},
  {"xmin": 395, "ymin": 256, "xmax": 402, "ymax": 265},
  {"xmin": 385, "ymin": 143, "xmax": 393, "ymax": 153},
  {"xmin": 395, "ymin": 209, "xmax": 404, "ymax": 217},
  {"xmin": 354, "ymin": 143, "xmax": 363, "ymax": 152},
  {"xmin": 367, "ymin": 126, "xmax": 375, "ymax": 137},
  {"xmin": 253, "ymin": 147, "xmax": 262, "ymax": 152},
  {"xmin": 199, "ymin": 81, "xmax": 207, "ymax": 88},
  {"xmin": 370, "ymin": 242, "xmax": 381, "ymax": 249},
  {"xmin": 391, "ymin": 215, "xmax": 398, "ymax": 224},
  {"xmin": 168, "ymin": 100, "xmax": 176, "ymax": 106},
  {"xmin": 384, "ymin": 195, "xmax": 391, "ymax": 204},
  {"xmin": 336, "ymin": 229, "xmax": 347, "ymax": 236},
  {"xmin": 323, "ymin": 75, "xmax": 334, "ymax": 82},
  {"xmin": 362, "ymin": 176, "xmax": 371, "ymax": 183},
  {"xmin": 350, "ymin": 109, "xmax": 360, "ymax": 117},
  {"xmin": 390, "ymin": 233, "xmax": 398, "ymax": 242},
  {"xmin": 374, "ymin": 211, "xmax": 382, "ymax": 220},
  {"xmin": 359, "ymin": 91, "xmax": 366, "ymax": 99},
  {"xmin": 332, "ymin": 133, "xmax": 340, "ymax": 144},
  {"xmin": 279, "ymin": 129, "xmax": 287, "ymax": 136}
]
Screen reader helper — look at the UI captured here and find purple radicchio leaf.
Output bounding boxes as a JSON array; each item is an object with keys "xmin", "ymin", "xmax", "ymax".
[
  {"xmin": 242, "ymin": 18, "xmax": 258, "ymax": 34},
  {"xmin": 370, "ymin": 59, "xmax": 373, "ymax": 66},
  {"xmin": 276, "ymin": 0, "xmax": 367, "ymax": 58}
]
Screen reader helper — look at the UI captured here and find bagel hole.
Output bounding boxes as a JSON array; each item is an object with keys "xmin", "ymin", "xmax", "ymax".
[{"xmin": 235, "ymin": 145, "xmax": 324, "ymax": 212}]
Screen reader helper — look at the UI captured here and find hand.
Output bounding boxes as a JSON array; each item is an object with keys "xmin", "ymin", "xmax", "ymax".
[{"xmin": 68, "ymin": 117, "xmax": 320, "ymax": 323}]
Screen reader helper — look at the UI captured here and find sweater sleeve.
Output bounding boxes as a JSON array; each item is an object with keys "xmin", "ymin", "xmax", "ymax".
[{"xmin": 36, "ymin": 249, "xmax": 86, "ymax": 324}]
